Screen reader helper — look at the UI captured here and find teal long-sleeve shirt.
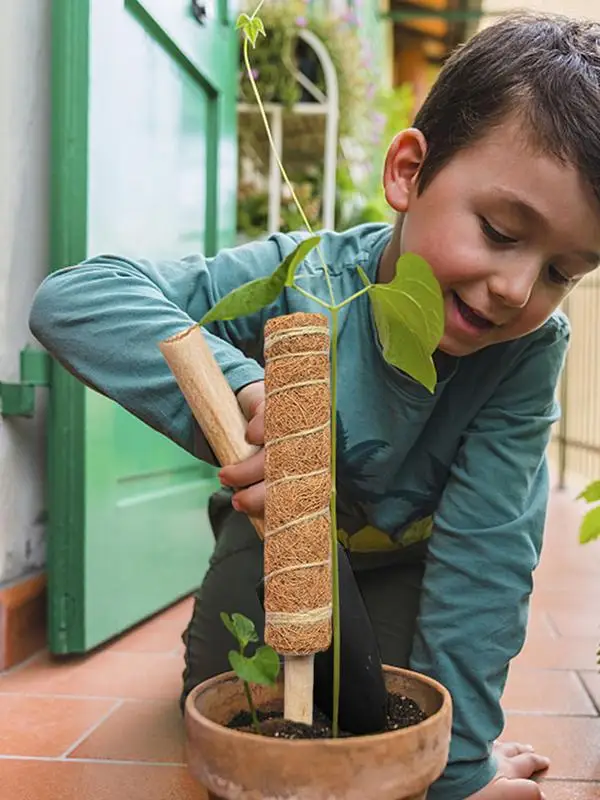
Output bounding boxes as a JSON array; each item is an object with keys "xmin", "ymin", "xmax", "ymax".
[{"xmin": 29, "ymin": 224, "xmax": 569, "ymax": 799}]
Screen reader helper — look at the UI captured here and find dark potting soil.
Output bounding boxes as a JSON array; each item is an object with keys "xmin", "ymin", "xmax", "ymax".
[{"xmin": 227, "ymin": 692, "xmax": 426, "ymax": 740}]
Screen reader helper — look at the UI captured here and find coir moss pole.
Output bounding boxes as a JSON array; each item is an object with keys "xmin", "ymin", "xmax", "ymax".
[{"xmin": 263, "ymin": 312, "xmax": 333, "ymax": 724}]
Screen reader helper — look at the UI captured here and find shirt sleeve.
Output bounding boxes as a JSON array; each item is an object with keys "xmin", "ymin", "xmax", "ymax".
[
  {"xmin": 29, "ymin": 235, "xmax": 299, "ymax": 459},
  {"xmin": 411, "ymin": 317, "xmax": 570, "ymax": 800}
]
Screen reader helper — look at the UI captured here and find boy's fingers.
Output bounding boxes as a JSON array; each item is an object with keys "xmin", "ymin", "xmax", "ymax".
[
  {"xmin": 470, "ymin": 777, "xmax": 546, "ymax": 799},
  {"xmin": 246, "ymin": 412, "xmax": 264, "ymax": 446},
  {"xmin": 497, "ymin": 742, "xmax": 535, "ymax": 758},
  {"xmin": 219, "ymin": 449, "xmax": 265, "ymax": 489},
  {"xmin": 506, "ymin": 753, "xmax": 551, "ymax": 779},
  {"xmin": 237, "ymin": 382, "xmax": 265, "ymax": 420},
  {"xmin": 232, "ymin": 481, "xmax": 265, "ymax": 515},
  {"xmin": 505, "ymin": 779, "xmax": 546, "ymax": 799}
]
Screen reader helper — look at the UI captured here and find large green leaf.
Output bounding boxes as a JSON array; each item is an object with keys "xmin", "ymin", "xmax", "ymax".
[
  {"xmin": 580, "ymin": 506, "xmax": 600, "ymax": 545},
  {"xmin": 578, "ymin": 481, "xmax": 600, "ymax": 504},
  {"xmin": 364, "ymin": 253, "xmax": 444, "ymax": 393},
  {"xmin": 229, "ymin": 646, "xmax": 281, "ymax": 686},
  {"xmin": 199, "ymin": 236, "xmax": 321, "ymax": 327},
  {"xmin": 220, "ymin": 612, "xmax": 259, "ymax": 650}
]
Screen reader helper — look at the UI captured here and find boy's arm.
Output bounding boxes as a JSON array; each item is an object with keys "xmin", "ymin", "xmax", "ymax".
[
  {"xmin": 410, "ymin": 317, "xmax": 570, "ymax": 800},
  {"xmin": 29, "ymin": 236, "xmax": 299, "ymax": 459}
]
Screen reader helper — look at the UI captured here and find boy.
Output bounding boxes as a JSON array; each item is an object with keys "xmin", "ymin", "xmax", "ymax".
[{"xmin": 29, "ymin": 13, "xmax": 600, "ymax": 799}]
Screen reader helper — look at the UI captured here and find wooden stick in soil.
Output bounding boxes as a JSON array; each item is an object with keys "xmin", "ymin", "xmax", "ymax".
[
  {"xmin": 159, "ymin": 325, "xmax": 263, "ymax": 539},
  {"xmin": 263, "ymin": 312, "xmax": 333, "ymax": 726}
]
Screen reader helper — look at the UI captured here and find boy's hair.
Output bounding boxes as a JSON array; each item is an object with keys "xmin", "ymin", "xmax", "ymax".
[{"xmin": 413, "ymin": 13, "xmax": 600, "ymax": 204}]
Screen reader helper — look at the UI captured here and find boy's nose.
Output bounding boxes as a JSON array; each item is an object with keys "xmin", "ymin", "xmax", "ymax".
[{"xmin": 487, "ymin": 263, "xmax": 537, "ymax": 309}]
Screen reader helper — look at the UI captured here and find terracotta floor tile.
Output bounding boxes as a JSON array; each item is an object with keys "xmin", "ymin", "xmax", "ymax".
[
  {"xmin": 526, "ymin": 611, "xmax": 558, "ymax": 639},
  {"xmin": 502, "ymin": 668, "xmax": 597, "ymax": 716},
  {"xmin": 531, "ymin": 588, "xmax": 600, "ymax": 618},
  {"xmin": 0, "ymin": 759, "xmax": 206, "ymax": 800},
  {"xmin": 534, "ymin": 570, "xmax": 600, "ymax": 599},
  {"xmin": 0, "ymin": 695, "xmax": 118, "ymax": 757},
  {"xmin": 69, "ymin": 699, "xmax": 185, "ymax": 764},
  {"xmin": 581, "ymin": 672, "xmax": 600, "ymax": 712},
  {"xmin": 110, "ymin": 618, "xmax": 185, "ymax": 655},
  {"xmin": 0, "ymin": 650, "xmax": 184, "ymax": 700},
  {"xmin": 548, "ymin": 611, "xmax": 600, "ymax": 639},
  {"xmin": 514, "ymin": 633, "xmax": 599, "ymax": 671},
  {"xmin": 502, "ymin": 714, "xmax": 600, "ymax": 781},
  {"xmin": 539, "ymin": 780, "xmax": 600, "ymax": 799},
  {"xmin": 155, "ymin": 597, "xmax": 194, "ymax": 628}
]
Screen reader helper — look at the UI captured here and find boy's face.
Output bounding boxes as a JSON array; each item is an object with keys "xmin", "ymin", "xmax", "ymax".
[{"xmin": 382, "ymin": 115, "xmax": 600, "ymax": 356}]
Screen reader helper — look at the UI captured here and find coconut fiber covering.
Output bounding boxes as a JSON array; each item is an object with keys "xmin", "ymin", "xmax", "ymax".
[{"xmin": 263, "ymin": 312, "xmax": 332, "ymax": 656}]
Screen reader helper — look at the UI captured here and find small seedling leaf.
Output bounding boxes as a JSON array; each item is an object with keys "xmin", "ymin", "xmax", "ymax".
[
  {"xmin": 237, "ymin": 13, "xmax": 267, "ymax": 47},
  {"xmin": 228, "ymin": 646, "xmax": 281, "ymax": 686},
  {"xmin": 220, "ymin": 612, "xmax": 236, "ymax": 639},
  {"xmin": 232, "ymin": 613, "xmax": 259, "ymax": 647},
  {"xmin": 220, "ymin": 612, "xmax": 259, "ymax": 649},
  {"xmin": 580, "ymin": 506, "xmax": 600, "ymax": 545},
  {"xmin": 235, "ymin": 12, "xmax": 251, "ymax": 30},
  {"xmin": 578, "ymin": 480, "xmax": 600, "ymax": 504},
  {"xmin": 199, "ymin": 236, "xmax": 321, "ymax": 327},
  {"xmin": 369, "ymin": 253, "xmax": 444, "ymax": 393}
]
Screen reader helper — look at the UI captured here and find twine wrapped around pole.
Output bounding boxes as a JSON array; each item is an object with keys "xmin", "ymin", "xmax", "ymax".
[{"xmin": 263, "ymin": 312, "xmax": 333, "ymax": 723}]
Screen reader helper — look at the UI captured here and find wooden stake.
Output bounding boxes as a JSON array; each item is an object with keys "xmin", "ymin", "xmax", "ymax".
[
  {"xmin": 284, "ymin": 655, "xmax": 315, "ymax": 725},
  {"xmin": 159, "ymin": 324, "xmax": 264, "ymax": 539}
]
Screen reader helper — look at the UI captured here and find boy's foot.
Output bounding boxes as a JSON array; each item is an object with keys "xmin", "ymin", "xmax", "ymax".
[{"xmin": 467, "ymin": 741, "xmax": 550, "ymax": 799}]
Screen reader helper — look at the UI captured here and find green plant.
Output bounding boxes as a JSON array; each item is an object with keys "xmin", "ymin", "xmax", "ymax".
[
  {"xmin": 578, "ymin": 480, "xmax": 600, "ymax": 544},
  {"xmin": 221, "ymin": 612, "xmax": 281, "ymax": 734},
  {"xmin": 200, "ymin": 3, "xmax": 444, "ymax": 737},
  {"xmin": 577, "ymin": 481, "xmax": 600, "ymax": 667}
]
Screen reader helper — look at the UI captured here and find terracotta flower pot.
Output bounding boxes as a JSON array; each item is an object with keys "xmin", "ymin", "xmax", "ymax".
[{"xmin": 185, "ymin": 665, "xmax": 452, "ymax": 800}]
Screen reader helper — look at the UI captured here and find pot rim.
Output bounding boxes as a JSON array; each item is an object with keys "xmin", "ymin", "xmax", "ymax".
[{"xmin": 185, "ymin": 664, "xmax": 452, "ymax": 748}]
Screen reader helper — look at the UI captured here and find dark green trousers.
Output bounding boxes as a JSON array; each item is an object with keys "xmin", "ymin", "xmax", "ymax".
[{"xmin": 181, "ymin": 490, "xmax": 425, "ymax": 710}]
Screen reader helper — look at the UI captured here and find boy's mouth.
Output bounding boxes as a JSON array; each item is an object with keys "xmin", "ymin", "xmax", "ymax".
[{"xmin": 452, "ymin": 292, "xmax": 496, "ymax": 330}]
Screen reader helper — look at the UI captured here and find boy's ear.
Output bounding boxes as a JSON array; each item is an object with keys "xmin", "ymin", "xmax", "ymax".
[{"xmin": 383, "ymin": 129, "xmax": 428, "ymax": 212}]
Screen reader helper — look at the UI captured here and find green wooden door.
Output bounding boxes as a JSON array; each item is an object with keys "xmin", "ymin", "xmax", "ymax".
[{"xmin": 49, "ymin": 0, "xmax": 238, "ymax": 653}]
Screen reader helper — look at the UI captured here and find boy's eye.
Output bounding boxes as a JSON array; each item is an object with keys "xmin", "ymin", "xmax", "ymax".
[
  {"xmin": 548, "ymin": 264, "xmax": 573, "ymax": 286},
  {"xmin": 479, "ymin": 217, "xmax": 518, "ymax": 245}
]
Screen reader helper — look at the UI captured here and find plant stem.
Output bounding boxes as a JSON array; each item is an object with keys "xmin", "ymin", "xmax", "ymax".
[
  {"xmin": 250, "ymin": 0, "xmax": 265, "ymax": 18},
  {"xmin": 244, "ymin": 680, "xmax": 262, "ymax": 735},
  {"xmin": 292, "ymin": 283, "xmax": 332, "ymax": 311},
  {"xmin": 334, "ymin": 285, "xmax": 371, "ymax": 311},
  {"xmin": 329, "ymin": 308, "xmax": 341, "ymax": 738},
  {"xmin": 242, "ymin": 36, "xmax": 336, "ymax": 308}
]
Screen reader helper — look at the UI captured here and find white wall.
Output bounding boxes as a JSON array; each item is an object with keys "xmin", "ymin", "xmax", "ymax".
[{"xmin": 0, "ymin": 1, "xmax": 50, "ymax": 584}]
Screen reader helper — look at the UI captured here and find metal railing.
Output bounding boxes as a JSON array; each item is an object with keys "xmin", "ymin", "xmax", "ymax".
[{"xmin": 554, "ymin": 274, "xmax": 600, "ymax": 488}]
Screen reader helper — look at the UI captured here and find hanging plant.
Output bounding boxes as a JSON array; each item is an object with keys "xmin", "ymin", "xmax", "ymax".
[
  {"xmin": 238, "ymin": 0, "xmax": 375, "ymax": 140},
  {"xmin": 235, "ymin": 0, "xmax": 398, "ymax": 239}
]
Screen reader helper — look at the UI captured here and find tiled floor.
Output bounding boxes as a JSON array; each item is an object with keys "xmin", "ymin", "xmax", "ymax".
[{"xmin": 0, "ymin": 488, "xmax": 598, "ymax": 799}]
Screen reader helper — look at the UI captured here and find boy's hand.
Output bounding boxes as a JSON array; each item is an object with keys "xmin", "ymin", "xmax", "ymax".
[
  {"xmin": 218, "ymin": 381, "xmax": 266, "ymax": 517},
  {"xmin": 467, "ymin": 742, "xmax": 550, "ymax": 799}
]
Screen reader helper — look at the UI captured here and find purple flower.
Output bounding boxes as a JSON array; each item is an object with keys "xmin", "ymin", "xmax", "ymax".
[
  {"xmin": 251, "ymin": 68, "xmax": 260, "ymax": 80},
  {"xmin": 296, "ymin": 16, "xmax": 308, "ymax": 27},
  {"xmin": 374, "ymin": 112, "xmax": 386, "ymax": 131}
]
